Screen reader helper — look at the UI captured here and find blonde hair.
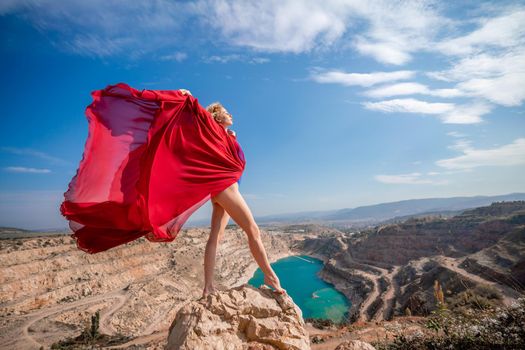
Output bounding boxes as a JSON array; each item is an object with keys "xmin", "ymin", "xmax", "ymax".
[{"xmin": 206, "ymin": 102, "xmax": 226, "ymax": 123}]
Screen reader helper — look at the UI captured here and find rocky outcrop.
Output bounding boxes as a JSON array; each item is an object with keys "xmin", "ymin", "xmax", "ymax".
[
  {"xmin": 167, "ymin": 284, "xmax": 310, "ymax": 350},
  {"xmin": 335, "ymin": 340, "xmax": 376, "ymax": 350}
]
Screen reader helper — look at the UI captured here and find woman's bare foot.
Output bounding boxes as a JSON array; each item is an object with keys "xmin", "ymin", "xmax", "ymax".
[
  {"xmin": 264, "ymin": 274, "xmax": 286, "ymax": 294},
  {"xmin": 202, "ymin": 285, "xmax": 217, "ymax": 298}
]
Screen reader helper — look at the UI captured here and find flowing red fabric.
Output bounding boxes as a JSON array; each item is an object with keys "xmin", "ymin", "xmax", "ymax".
[{"xmin": 60, "ymin": 83, "xmax": 246, "ymax": 254}]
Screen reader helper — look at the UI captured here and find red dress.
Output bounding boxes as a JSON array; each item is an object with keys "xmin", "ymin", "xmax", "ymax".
[{"xmin": 60, "ymin": 83, "xmax": 246, "ymax": 254}]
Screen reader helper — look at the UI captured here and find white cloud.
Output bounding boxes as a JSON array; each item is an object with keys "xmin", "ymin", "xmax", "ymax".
[
  {"xmin": 349, "ymin": 1, "xmax": 448, "ymax": 65},
  {"xmin": 364, "ymin": 82, "xmax": 464, "ymax": 98},
  {"xmin": 159, "ymin": 52, "xmax": 188, "ymax": 62},
  {"xmin": 436, "ymin": 138, "xmax": 525, "ymax": 170},
  {"xmin": 205, "ymin": 54, "xmax": 242, "ymax": 63},
  {"xmin": 456, "ymin": 72, "xmax": 525, "ymax": 107},
  {"xmin": 427, "ymin": 49, "xmax": 525, "ymax": 107},
  {"xmin": 363, "ymin": 98, "xmax": 454, "ymax": 114},
  {"xmin": 4, "ymin": 0, "xmax": 351, "ymax": 56},
  {"xmin": 3, "ymin": 0, "xmax": 191, "ymax": 57},
  {"xmin": 196, "ymin": 0, "xmax": 349, "ymax": 53},
  {"xmin": 426, "ymin": 7, "xmax": 525, "ymax": 108},
  {"xmin": 4, "ymin": 1, "xmax": 524, "ymax": 131},
  {"xmin": 447, "ymin": 139, "xmax": 473, "ymax": 152},
  {"xmin": 363, "ymin": 98, "xmax": 491, "ymax": 124},
  {"xmin": 0, "ymin": 146, "xmax": 70, "ymax": 165},
  {"xmin": 194, "ymin": 0, "xmax": 447, "ymax": 60},
  {"xmin": 440, "ymin": 103, "xmax": 491, "ymax": 124},
  {"xmin": 447, "ymin": 131, "xmax": 467, "ymax": 138},
  {"xmin": 427, "ymin": 50, "xmax": 525, "ymax": 82},
  {"xmin": 374, "ymin": 172, "xmax": 448, "ymax": 185},
  {"xmin": 436, "ymin": 9, "xmax": 525, "ymax": 56},
  {"xmin": 251, "ymin": 57, "xmax": 270, "ymax": 64},
  {"xmin": 311, "ymin": 70, "xmax": 414, "ymax": 87},
  {"xmin": 204, "ymin": 54, "xmax": 270, "ymax": 64},
  {"xmin": 352, "ymin": 38, "xmax": 411, "ymax": 66},
  {"xmin": 4, "ymin": 166, "xmax": 51, "ymax": 174}
]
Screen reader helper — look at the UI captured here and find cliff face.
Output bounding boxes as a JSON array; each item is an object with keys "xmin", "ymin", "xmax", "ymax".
[
  {"xmin": 298, "ymin": 201, "xmax": 525, "ymax": 321},
  {"xmin": 349, "ymin": 214, "xmax": 519, "ymax": 265},
  {"xmin": 0, "ymin": 227, "xmax": 294, "ymax": 349}
]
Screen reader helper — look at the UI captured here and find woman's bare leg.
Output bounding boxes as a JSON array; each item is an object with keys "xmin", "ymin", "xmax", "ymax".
[
  {"xmin": 212, "ymin": 182, "xmax": 285, "ymax": 294},
  {"xmin": 203, "ymin": 200, "xmax": 230, "ymax": 298}
]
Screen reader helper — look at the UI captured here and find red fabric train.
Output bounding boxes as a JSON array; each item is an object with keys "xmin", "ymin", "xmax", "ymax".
[{"xmin": 60, "ymin": 83, "xmax": 246, "ymax": 254}]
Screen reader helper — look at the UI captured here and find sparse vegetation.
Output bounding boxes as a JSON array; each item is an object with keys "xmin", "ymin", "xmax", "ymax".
[
  {"xmin": 50, "ymin": 311, "xmax": 130, "ymax": 349},
  {"xmin": 305, "ymin": 314, "xmax": 356, "ymax": 329},
  {"xmin": 374, "ymin": 294, "xmax": 525, "ymax": 350}
]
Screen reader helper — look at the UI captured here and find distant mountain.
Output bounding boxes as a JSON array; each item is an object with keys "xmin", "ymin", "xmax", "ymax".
[
  {"xmin": 256, "ymin": 192, "xmax": 525, "ymax": 226},
  {"xmin": 0, "ymin": 226, "xmax": 70, "ymax": 239}
]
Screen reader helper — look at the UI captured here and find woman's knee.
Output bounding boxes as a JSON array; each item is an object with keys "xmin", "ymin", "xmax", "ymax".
[{"xmin": 245, "ymin": 222, "xmax": 261, "ymax": 241}]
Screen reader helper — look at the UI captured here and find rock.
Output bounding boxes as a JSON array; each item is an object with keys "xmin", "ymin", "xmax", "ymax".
[
  {"xmin": 335, "ymin": 340, "xmax": 376, "ymax": 350},
  {"xmin": 167, "ymin": 284, "xmax": 310, "ymax": 350}
]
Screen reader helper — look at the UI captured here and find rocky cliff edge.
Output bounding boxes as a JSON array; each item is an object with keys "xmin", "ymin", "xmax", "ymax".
[{"xmin": 167, "ymin": 284, "xmax": 310, "ymax": 350}]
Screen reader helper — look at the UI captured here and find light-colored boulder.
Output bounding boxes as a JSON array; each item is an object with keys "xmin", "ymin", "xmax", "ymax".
[
  {"xmin": 335, "ymin": 340, "xmax": 376, "ymax": 350},
  {"xmin": 167, "ymin": 284, "xmax": 310, "ymax": 350}
]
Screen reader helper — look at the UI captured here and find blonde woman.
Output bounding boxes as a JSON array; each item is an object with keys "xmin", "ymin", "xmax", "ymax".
[
  {"xmin": 61, "ymin": 83, "xmax": 284, "ymax": 299},
  {"xmin": 180, "ymin": 89, "xmax": 285, "ymax": 298}
]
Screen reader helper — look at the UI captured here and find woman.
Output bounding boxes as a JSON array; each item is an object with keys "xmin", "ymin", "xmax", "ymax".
[
  {"xmin": 197, "ymin": 97, "xmax": 284, "ymax": 297},
  {"xmin": 60, "ymin": 83, "xmax": 284, "ymax": 297}
]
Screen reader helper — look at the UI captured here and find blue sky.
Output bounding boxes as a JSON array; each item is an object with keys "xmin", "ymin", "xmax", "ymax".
[{"xmin": 1, "ymin": 1, "xmax": 524, "ymax": 230}]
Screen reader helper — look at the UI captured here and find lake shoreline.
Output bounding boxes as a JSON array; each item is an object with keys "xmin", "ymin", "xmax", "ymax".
[{"xmin": 245, "ymin": 253, "xmax": 351, "ymax": 323}]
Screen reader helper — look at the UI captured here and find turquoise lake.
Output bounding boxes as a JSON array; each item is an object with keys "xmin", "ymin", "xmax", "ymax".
[{"xmin": 248, "ymin": 255, "xmax": 350, "ymax": 323}]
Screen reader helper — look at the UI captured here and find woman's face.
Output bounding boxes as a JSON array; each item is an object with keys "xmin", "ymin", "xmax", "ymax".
[{"xmin": 218, "ymin": 107, "xmax": 233, "ymax": 127}]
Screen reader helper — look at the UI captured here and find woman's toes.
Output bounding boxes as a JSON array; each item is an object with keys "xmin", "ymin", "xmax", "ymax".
[{"xmin": 264, "ymin": 275, "xmax": 285, "ymax": 294}]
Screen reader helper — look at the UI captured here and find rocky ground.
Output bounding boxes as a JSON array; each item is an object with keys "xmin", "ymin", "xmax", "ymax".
[
  {"xmin": 1, "ymin": 201, "xmax": 523, "ymax": 349},
  {"xmin": 0, "ymin": 227, "xmax": 295, "ymax": 349}
]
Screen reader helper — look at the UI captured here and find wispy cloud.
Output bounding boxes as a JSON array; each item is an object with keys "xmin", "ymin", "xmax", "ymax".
[
  {"xmin": 4, "ymin": 166, "xmax": 51, "ymax": 174},
  {"xmin": 350, "ymin": 1, "xmax": 447, "ymax": 65},
  {"xmin": 204, "ymin": 54, "xmax": 270, "ymax": 64},
  {"xmin": 363, "ymin": 82, "xmax": 464, "ymax": 98},
  {"xmin": 3, "ymin": 1, "xmax": 449, "ymax": 59},
  {"xmin": 362, "ymin": 98, "xmax": 491, "ymax": 124},
  {"xmin": 363, "ymin": 98, "xmax": 453, "ymax": 114},
  {"xmin": 447, "ymin": 139, "xmax": 473, "ymax": 153},
  {"xmin": 311, "ymin": 70, "xmax": 414, "ymax": 87},
  {"xmin": 196, "ymin": 0, "xmax": 349, "ymax": 53},
  {"xmin": 375, "ymin": 172, "xmax": 448, "ymax": 185},
  {"xmin": 425, "ymin": 6, "xmax": 525, "ymax": 108},
  {"xmin": 427, "ymin": 49, "xmax": 525, "ymax": 107},
  {"xmin": 197, "ymin": 0, "xmax": 446, "ymax": 60},
  {"xmin": 3, "ymin": 0, "xmax": 193, "ymax": 57},
  {"xmin": 435, "ymin": 9, "xmax": 525, "ymax": 56},
  {"xmin": 440, "ymin": 103, "xmax": 492, "ymax": 124},
  {"xmin": 436, "ymin": 138, "xmax": 525, "ymax": 170},
  {"xmin": 310, "ymin": 4, "xmax": 525, "ymax": 125},
  {"xmin": 0, "ymin": 146, "xmax": 70, "ymax": 165},
  {"xmin": 251, "ymin": 57, "xmax": 270, "ymax": 64},
  {"xmin": 159, "ymin": 52, "xmax": 188, "ymax": 62},
  {"xmin": 447, "ymin": 131, "xmax": 467, "ymax": 138}
]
